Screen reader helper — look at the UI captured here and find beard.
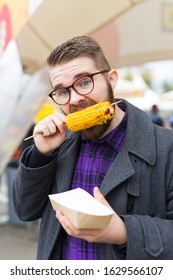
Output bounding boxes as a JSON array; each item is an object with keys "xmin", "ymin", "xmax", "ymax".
[{"xmin": 70, "ymin": 83, "xmax": 115, "ymax": 141}]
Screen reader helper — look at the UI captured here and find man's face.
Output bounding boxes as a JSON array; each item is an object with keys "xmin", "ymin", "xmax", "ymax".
[{"xmin": 49, "ymin": 56, "xmax": 117, "ymax": 140}]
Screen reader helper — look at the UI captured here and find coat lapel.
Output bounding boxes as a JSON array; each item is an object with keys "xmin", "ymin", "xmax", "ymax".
[
  {"xmin": 55, "ymin": 133, "xmax": 81, "ymax": 193},
  {"xmin": 55, "ymin": 100, "xmax": 156, "ymax": 199},
  {"xmin": 100, "ymin": 100, "xmax": 157, "ymax": 198},
  {"xmin": 100, "ymin": 148, "xmax": 135, "ymax": 196}
]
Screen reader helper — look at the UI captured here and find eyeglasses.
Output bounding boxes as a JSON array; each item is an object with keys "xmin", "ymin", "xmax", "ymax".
[{"xmin": 48, "ymin": 70, "xmax": 109, "ymax": 105}]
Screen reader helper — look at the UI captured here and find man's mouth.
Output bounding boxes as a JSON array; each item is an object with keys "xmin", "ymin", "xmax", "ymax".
[{"xmin": 71, "ymin": 101, "xmax": 96, "ymax": 113}]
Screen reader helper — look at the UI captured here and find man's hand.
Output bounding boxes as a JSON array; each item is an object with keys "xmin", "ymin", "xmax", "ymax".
[
  {"xmin": 33, "ymin": 112, "xmax": 67, "ymax": 154},
  {"xmin": 56, "ymin": 187, "xmax": 127, "ymax": 245}
]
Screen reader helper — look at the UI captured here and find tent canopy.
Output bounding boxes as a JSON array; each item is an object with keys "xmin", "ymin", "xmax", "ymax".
[
  {"xmin": 15, "ymin": 0, "xmax": 173, "ymax": 74},
  {"xmin": 92, "ymin": 0, "xmax": 173, "ymax": 68},
  {"xmin": 15, "ymin": 0, "xmax": 146, "ymax": 73}
]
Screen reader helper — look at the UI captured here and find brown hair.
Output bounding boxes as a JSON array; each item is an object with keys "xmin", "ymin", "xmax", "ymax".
[{"xmin": 47, "ymin": 36, "xmax": 111, "ymax": 71}]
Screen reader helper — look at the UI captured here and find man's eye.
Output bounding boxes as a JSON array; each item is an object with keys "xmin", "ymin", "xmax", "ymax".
[
  {"xmin": 57, "ymin": 88, "xmax": 69, "ymax": 96},
  {"xmin": 80, "ymin": 78, "xmax": 91, "ymax": 87}
]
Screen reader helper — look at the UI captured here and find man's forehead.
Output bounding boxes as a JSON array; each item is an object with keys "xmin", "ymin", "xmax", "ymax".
[{"xmin": 49, "ymin": 57, "xmax": 97, "ymax": 84}]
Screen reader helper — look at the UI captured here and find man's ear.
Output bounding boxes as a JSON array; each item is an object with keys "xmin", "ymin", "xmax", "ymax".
[{"xmin": 108, "ymin": 69, "xmax": 118, "ymax": 90}]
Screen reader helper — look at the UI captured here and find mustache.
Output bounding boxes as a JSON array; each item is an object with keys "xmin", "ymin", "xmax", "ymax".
[{"xmin": 70, "ymin": 100, "xmax": 96, "ymax": 113}]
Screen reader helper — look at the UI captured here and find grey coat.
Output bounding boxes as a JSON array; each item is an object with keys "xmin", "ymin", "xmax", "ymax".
[{"xmin": 13, "ymin": 100, "xmax": 173, "ymax": 259}]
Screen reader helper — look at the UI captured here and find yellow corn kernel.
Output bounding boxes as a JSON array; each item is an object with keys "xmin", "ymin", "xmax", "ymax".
[{"xmin": 66, "ymin": 101, "xmax": 114, "ymax": 132}]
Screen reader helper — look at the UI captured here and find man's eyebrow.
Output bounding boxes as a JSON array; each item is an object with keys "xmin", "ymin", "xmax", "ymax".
[
  {"xmin": 73, "ymin": 71, "xmax": 90, "ymax": 79},
  {"xmin": 52, "ymin": 83, "xmax": 63, "ymax": 90},
  {"xmin": 52, "ymin": 71, "xmax": 91, "ymax": 90}
]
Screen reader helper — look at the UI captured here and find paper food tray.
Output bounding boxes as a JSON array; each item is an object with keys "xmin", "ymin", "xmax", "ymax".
[{"xmin": 49, "ymin": 188, "xmax": 113, "ymax": 229}]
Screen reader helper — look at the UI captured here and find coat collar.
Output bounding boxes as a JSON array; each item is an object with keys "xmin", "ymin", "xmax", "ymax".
[
  {"xmin": 122, "ymin": 99, "xmax": 156, "ymax": 166},
  {"xmin": 65, "ymin": 99, "xmax": 157, "ymax": 166},
  {"xmin": 57, "ymin": 100, "xmax": 157, "ymax": 197},
  {"xmin": 65, "ymin": 99, "xmax": 157, "ymax": 168},
  {"xmin": 100, "ymin": 99, "xmax": 157, "ymax": 197}
]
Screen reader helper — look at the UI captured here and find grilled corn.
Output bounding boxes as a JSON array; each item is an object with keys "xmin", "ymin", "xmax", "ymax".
[{"xmin": 66, "ymin": 101, "xmax": 114, "ymax": 132}]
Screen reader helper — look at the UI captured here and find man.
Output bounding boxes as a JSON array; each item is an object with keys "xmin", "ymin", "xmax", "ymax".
[
  {"xmin": 13, "ymin": 36, "xmax": 173, "ymax": 260},
  {"xmin": 150, "ymin": 104, "xmax": 164, "ymax": 127}
]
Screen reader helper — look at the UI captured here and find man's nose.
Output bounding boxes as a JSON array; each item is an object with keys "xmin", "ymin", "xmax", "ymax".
[{"xmin": 69, "ymin": 88, "xmax": 85, "ymax": 105}]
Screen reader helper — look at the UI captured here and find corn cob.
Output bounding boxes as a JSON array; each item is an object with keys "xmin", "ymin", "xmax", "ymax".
[
  {"xmin": 24, "ymin": 101, "xmax": 117, "ymax": 141},
  {"xmin": 66, "ymin": 101, "xmax": 114, "ymax": 132}
]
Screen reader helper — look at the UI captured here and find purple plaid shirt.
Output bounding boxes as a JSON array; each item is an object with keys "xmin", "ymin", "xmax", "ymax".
[{"xmin": 62, "ymin": 104, "xmax": 127, "ymax": 260}]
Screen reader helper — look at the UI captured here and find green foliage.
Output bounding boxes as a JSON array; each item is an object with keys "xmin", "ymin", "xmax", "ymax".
[
  {"xmin": 162, "ymin": 81, "xmax": 173, "ymax": 93},
  {"xmin": 123, "ymin": 72, "xmax": 134, "ymax": 81},
  {"xmin": 141, "ymin": 71, "xmax": 153, "ymax": 88}
]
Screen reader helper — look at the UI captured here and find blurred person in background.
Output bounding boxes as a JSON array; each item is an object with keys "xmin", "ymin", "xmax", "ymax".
[
  {"xmin": 150, "ymin": 104, "xmax": 164, "ymax": 127},
  {"xmin": 13, "ymin": 36, "xmax": 173, "ymax": 260}
]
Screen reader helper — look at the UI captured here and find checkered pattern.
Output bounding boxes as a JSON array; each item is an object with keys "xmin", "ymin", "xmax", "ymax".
[{"xmin": 61, "ymin": 104, "xmax": 127, "ymax": 260}]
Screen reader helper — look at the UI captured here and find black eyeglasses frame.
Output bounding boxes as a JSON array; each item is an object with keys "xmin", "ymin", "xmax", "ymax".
[{"xmin": 48, "ymin": 69, "xmax": 109, "ymax": 105}]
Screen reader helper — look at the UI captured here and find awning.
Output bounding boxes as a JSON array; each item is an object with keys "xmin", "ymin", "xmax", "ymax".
[
  {"xmin": 92, "ymin": 0, "xmax": 173, "ymax": 67},
  {"xmin": 15, "ymin": 0, "xmax": 145, "ymax": 73}
]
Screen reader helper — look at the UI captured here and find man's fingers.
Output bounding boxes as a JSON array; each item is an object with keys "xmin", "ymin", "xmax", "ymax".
[{"xmin": 93, "ymin": 186, "xmax": 111, "ymax": 208}]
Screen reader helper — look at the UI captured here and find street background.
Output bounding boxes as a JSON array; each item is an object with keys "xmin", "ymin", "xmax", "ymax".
[{"xmin": 0, "ymin": 173, "xmax": 38, "ymax": 260}]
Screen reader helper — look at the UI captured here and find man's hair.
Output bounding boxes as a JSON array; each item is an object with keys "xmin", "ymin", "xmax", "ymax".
[{"xmin": 47, "ymin": 36, "xmax": 111, "ymax": 71}]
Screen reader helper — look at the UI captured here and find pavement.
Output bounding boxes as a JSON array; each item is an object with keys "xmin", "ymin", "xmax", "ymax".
[{"xmin": 0, "ymin": 172, "xmax": 38, "ymax": 260}]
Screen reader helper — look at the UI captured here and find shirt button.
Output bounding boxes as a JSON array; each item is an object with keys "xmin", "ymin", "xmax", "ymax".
[{"xmin": 89, "ymin": 151, "xmax": 94, "ymax": 156}]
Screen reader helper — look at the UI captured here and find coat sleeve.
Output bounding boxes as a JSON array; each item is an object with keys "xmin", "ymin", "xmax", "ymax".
[
  {"xmin": 13, "ymin": 146, "xmax": 57, "ymax": 221},
  {"xmin": 122, "ymin": 179, "xmax": 173, "ymax": 259}
]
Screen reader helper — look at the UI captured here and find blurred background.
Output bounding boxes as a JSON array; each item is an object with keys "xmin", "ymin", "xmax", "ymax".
[{"xmin": 0, "ymin": 0, "xmax": 173, "ymax": 259}]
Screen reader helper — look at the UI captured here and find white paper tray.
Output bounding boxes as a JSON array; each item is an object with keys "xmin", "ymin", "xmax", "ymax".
[{"xmin": 49, "ymin": 188, "xmax": 113, "ymax": 229}]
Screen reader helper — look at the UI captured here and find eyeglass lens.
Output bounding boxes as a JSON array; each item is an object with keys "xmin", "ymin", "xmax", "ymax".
[{"xmin": 51, "ymin": 76, "xmax": 94, "ymax": 105}]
